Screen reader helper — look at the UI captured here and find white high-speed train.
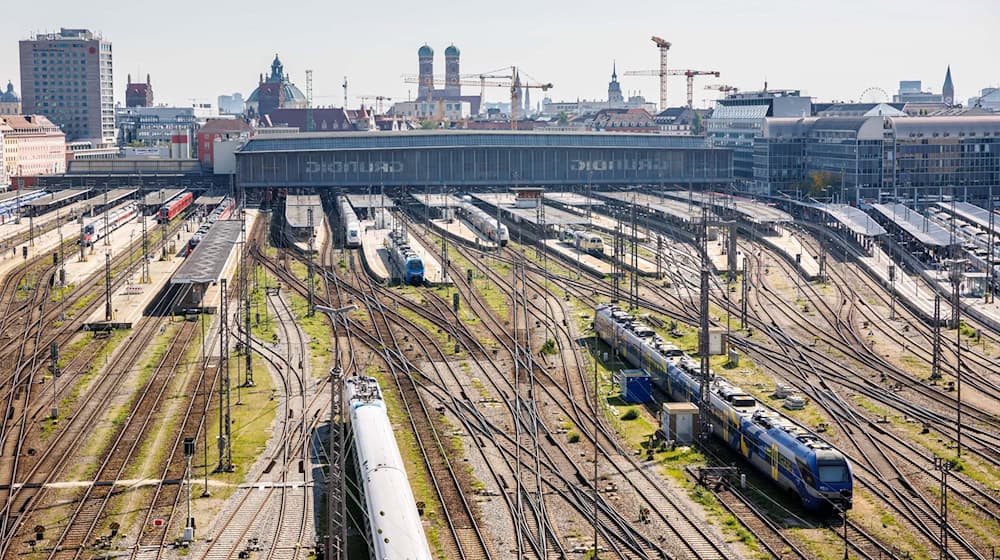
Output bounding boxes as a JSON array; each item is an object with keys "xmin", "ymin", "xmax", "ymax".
[
  {"xmin": 345, "ymin": 376, "xmax": 433, "ymax": 560},
  {"xmin": 338, "ymin": 196, "xmax": 360, "ymax": 248},
  {"xmin": 458, "ymin": 202, "xmax": 509, "ymax": 245}
]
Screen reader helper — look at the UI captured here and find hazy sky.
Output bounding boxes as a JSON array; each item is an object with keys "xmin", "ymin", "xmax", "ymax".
[{"xmin": 4, "ymin": 0, "xmax": 998, "ymax": 109}]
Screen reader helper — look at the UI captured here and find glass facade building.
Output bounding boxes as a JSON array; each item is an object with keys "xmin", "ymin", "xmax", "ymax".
[
  {"xmin": 236, "ymin": 131, "xmax": 733, "ymax": 189},
  {"xmin": 753, "ymin": 116, "xmax": 1000, "ymax": 203}
]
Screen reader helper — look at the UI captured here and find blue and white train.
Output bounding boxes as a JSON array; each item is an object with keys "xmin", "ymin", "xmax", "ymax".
[
  {"xmin": 595, "ymin": 304, "xmax": 853, "ymax": 511},
  {"xmin": 338, "ymin": 196, "xmax": 361, "ymax": 248},
  {"xmin": 345, "ymin": 376, "xmax": 433, "ymax": 560},
  {"xmin": 186, "ymin": 197, "xmax": 234, "ymax": 255},
  {"xmin": 0, "ymin": 190, "xmax": 48, "ymax": 220},
  {"xmin": 385, "ymin": 230, "xmax": 424, "ymax": 285},
  {"xmin": 458, "ymin": 202, "xmax": 509, "ymax": 246}
]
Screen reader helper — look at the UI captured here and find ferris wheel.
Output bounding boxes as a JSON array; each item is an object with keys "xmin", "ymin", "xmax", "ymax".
[{"xmin": 859, "ymin": 86, "xmax": 890, "ymax": 103}]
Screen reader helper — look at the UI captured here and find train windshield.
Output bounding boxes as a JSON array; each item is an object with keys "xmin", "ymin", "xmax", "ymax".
[
  {"xmin": 407, "ymin": 260, "xmax": 422, "ymax": 271},
  {"xmin": 349, "ymin": 229, "xmax": 358, "ymax": 237},
  {"xmin": 817, "ymin": 462, "xmax": 849, "ymax": 483},
  {"xmin": 83, "ymin": 225, "xmax": 95, "ymax": 235}
]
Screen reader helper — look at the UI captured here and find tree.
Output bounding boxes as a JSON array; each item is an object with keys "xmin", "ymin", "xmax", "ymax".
[
  {"xmin": 690, "ymin": 111, "xmax": 704, "ymax": 135},
  {"xmin": 557, "ymin": 111, "xmax": 569, "ymax": 126},
  {"xmin": 807, "ymin": 170, "xmax": 838, "ymax": 198}
]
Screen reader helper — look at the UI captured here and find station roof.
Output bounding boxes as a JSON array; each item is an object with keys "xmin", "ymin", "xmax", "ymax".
[
  {"xmin": 172, "ymin": 220, "xmax": 243, "ymax": 284},
  {"xmin": 814, "ymin": 203, "xmax": 887, "ymax": 237},
  {"xmin": 597, "ymin": 191, "xmax": 713, "ymax": 222},
  {"xmin": 195, "ymin": 195, "xmax": 226, "ymax": 207},
  {"xmin": 80, "ymin": 188, "xmax": 138, "ymax": 209},
  {"xmin": 470, "ymin": 193, "xmax": 588, "ymax": 225},
  {"xmin": 411, "ymin": 193, "xmax": 465, "ymax": 208},
  {"xmin": 933, "ymin": 201, "xmax": 1000, "ymax": 235},
  {"xmin": 285, "ymin": 195, "xmax": 323, "ymax": 228},
  {"xmin": 663, "ymin": 190, "xmax": 792, "ymax": 224},
  {"xmin": 237, "ymin": 130, "xmax": 711, "ymax": 154},
  {"xmin": 0, "ymin": 189, "xmax": 43, "ymax": 204},
  {"xmin": 543, "ymin": 192, "xmax": 605, "ymax": 207},
  {"xmin": 143, "ymin": 188, "xmax": 184, "ymax": 207},
  {"xmin": 344, "ymin": 193, "xmax": 395, "ymax": 209},
  {"xmin": 24, "ymin": 188, "xmax": 91, "ymax": 207},
  {"xmin": 871, "ymin": 203, "xmax": 953, "ymax": 247}
]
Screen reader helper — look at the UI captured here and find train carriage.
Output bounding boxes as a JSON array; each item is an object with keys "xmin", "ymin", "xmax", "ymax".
[
  {"xmin": 157, "ymin": 192, "xmax": 193, "ymax": 223},
  {"xmin": 385, "ymin": 230, "xmax": 424, "ymax": 285},
  {"xmin": 595, "ymin": 304, "xmax": 853, "ymax": 511},
  {"xmin": 338, "ymin": 196, "xmax": 361, "ymax": 248},
  {"xmin": 82, "ymin": 202, "xmax": 139, "ymax": 246}
]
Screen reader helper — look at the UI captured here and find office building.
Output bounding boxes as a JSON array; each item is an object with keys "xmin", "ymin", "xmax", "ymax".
[
  {"xmin": 705, "ymin": 89, "xmax": 812, "ymax": 188},
  {"xmin": 196, "ymin": 118, "xmax": 254, "ymax": 169},
  {"xmin": 116, "ymin": 105, "xmax": 208, "ymax": 147},
  {"xmin": 752, "ymin": 115, "xmax": 1000, "ymax": 202},
  {"xmin": 125, "ymin": 73, "xmax": 153, "ymax": 107},
  {"xmin": 0, "ymin": 82, "xmax": 20, "ymax": 115},
  {"xmin": 19, "ymin": 28, "xmax": 115, "ymax": 145},
  {"xmin": 1, "ymin": 115, "xmax": 66, "ymax": 186},
  {"xmin": 969, "ymin": 88, "xmax": 1000, "ymax": 112},
  {"xmin": 219, "ymin": 93, "xmax": 245, "ymax": 115}
]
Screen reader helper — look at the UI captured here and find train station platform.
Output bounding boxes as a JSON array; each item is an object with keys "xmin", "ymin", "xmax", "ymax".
[
  {"xmin": 871, "ymin": 203, "xmax": 954, "ymax": 249},
  {"xmin": 23, "ymin": 188, "xmax": 91, "ymax": 216},
  {"xmin": 82, "ymin": 216, "xmax": 197, "ymax": 330},
  {"xmin": 543, "ymin": 192, "xmax": 605, "ymax": 207},
  {"xmin": 358, "ymin": 221, "xmax": 391, "ymax": 283},
  {"xmin": 761, "ymin": 229, "xmax": 821, "ymax": 280},
  {"xmin": 79, "ymin": 188, "xmax": 138, "ymax": 216},
  {"xmin": 357, "ymin": 223, "xmax": 449, "ymax": 285},
  {"xmin": 428, "ymin": 218, "xmax": 497, "ymax": 249},
  {"xmin": 933, "ymin": 201, "xmax": 1000, "ymax": 236},
  {"xmin": 543, "ymin": 239, "xmax": 613, "ymax": 276},
  {"xmin": 470, "ymin": 193, "xmax": 588, "ymax": 226},
  {"xmin": 170, "ymin": 219, "xmax": 244, "ymax": 311},
  {"xmin": 411, "ymin": 193, "xmax": 465, "ymax": 209},
  {"xmin": 664, "ymin": 190, "xmax": 793, "ymax": 224},
  {"xmin": 597, "ymin": 191, "xmax": 716, "ymax": 224},
  {"xmin": 142, "ymin": 188, "xmax": 184, "ymax": 213},
  {"xmin": 345, "ymin": 193, "xmax": 395, "ymax": 210}
]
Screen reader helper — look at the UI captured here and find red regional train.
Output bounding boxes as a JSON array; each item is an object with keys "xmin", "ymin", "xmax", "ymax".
[{"xmin": 157, "ymin": 192, "xmax": 193, "ymax": 223}]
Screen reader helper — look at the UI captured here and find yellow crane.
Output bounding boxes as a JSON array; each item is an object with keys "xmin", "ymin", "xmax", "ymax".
[{"xmin": 624, "ymin": 68, "xmax": 720, "ymax": 109}]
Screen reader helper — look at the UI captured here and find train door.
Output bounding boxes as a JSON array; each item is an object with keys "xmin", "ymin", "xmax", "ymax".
[{"xmin": 770, "ymin": 443, "xmax": 778, "ymax": 480}]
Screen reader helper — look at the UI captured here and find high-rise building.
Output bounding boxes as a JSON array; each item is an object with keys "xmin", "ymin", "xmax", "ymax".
[
  {"xmin": 218, "ymin": 93, "xmax": 245, "ymax": 115},
  {"xmin": 19, "ymin": 28, "xmax": 115, "ymax": 145},
  {"xmin": 125, "ymin": 73, "xmax": 153, "ymax": 107}
]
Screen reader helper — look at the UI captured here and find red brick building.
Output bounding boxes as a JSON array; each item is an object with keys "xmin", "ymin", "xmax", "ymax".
[
  {"xmin": 125, "ymin": 73, "xmax": 154, "ymax": 107},
  {"xmin": 196, "ymin": 119, "xmax": 253, "ymax": 169}
]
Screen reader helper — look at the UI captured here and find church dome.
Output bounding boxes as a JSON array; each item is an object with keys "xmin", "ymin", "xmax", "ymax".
[
  {"xmin": 418, "ymin": 44, "xmax": 434, "ymax": 57},
  {"xmin": 444, "ymin": 44, "xmax": 460, "ymax": 57},
  {"xmin": 0, "ymin": 81, "xmax": 18, "ymax": 103}
]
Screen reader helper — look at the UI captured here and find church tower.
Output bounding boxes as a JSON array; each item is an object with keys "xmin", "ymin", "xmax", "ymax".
[
  {"xmin": 942, "ymin": 65, "xmax": 955, "ymax": 106},
  {"xmin": 608, "ymin": 62, "xmax": 624, "ymax": 106}
]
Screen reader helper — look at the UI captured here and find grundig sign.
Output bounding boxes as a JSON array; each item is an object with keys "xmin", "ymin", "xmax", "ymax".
[
  {"xmin": 305, "ymin": 161, "xmax": 403, "ymax": 174},
  {"xmin": 570, "ymin": 159, "xmax": 675, "ymax": 172}
]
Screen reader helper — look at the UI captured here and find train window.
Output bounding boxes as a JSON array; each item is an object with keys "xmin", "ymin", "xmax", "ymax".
[
  {"xmin": 796, "ymin": 458, "xmax": 815, "ymax": 487},
  {"xmin": 817, "ymin": 462, "xmax": 849, "ymax": 483}
]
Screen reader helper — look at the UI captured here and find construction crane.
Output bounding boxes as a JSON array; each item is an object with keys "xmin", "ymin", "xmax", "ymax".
[
  {"xmin": 624, "ymin": 68, "xmax": 720, "ymax": 109},
  {"xmin": 651, "ymin": 36, "xmax": 671, "ymax": 111},
  {"xmin": 705, "ymin": 84, "xmax": 739, "ymax": 96},
  {"xmin": 358, "ymin": 95, "xmax": 394, "ymax": 114},
  {"xmin": 402, "ymin": 66, "xmax": 551, "ymax": 126}
]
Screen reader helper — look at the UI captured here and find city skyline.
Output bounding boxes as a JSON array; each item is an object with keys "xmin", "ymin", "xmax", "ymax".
[{"xmin": 2, "ymin": 0, "xmax": 998, "ymax": 110}]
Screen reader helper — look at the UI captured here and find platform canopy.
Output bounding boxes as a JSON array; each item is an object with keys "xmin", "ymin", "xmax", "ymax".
[
  {"xmin": 871, "ymin": 203, "xmax": 953, "ymax": 248},
  {"xmin": 469, "ymin": 193, "xmax": 589, "ymax": 225},
  {"xmin": 171, "ymin": 220, "xmax": 243, "ymax": 284}
]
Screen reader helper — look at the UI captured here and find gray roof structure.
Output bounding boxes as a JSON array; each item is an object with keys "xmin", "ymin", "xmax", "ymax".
[
  {"xmin": 24, "ymin": 188, "xmax": 91, "ymax": 208},
  {"xmin": 411, "ymin": 193, "xmax": 465, "ymax": 208},
  {"xmin": 934, "ymin": 202, "xmax": 1000, "ymax": 235},
  {"xmin": 597, "ymin": 191, "xmax": 713, "ymax": 222},
  {"xmin": 543, "ymin": 192, "xmax": 605, "ymax": 207},
  {"xmin": 195, "ymin": 195, "xmax": 226, "ymax": 207},
  {"xmin": 871, "ymin": 203, "xmax": 953, "ymax": 248},
  {"xmin": 0, "ymin": 189, "xmax": 42, "ymax": 204},
  {"xmin": 344, "ymin": 194, "xmax": 395, "ymax": 209},
  {"xmin": 171, "ymin": 220, "xmax": 243, "ymax": 284},
  {"xmin": 80, "ymin": 188, "xmax": 138, "ymax": 209},
  {"xmin": 663, "ymin": 190, "xmax": 792, "ymax": 224},
  {"xmin": 143, "ymin": 189, "xmax": 184, "ymax": 207},
  {"xmin": 470, "ymin": 193, "xmax": 588, "ymax": 225},
  {"xmin": 286, "ymin": 195, "xmax": 322, "ymax": 228},
  {"xmin": 816, "ymin": 203, "xmax": 887, "ymax": 237}
]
